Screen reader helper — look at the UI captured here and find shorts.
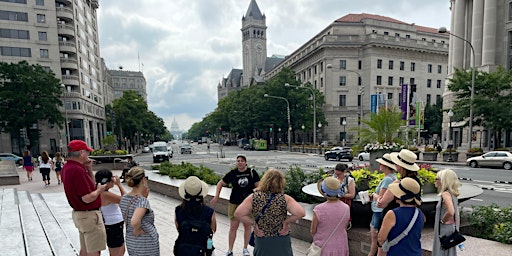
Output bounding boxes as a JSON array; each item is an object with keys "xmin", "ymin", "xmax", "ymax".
[
  {"xmin": 370, "ymin": 212, "xmax": 383, "ymax": 230},
  {"xmin": 228, "ymin": 203, "xmax": 253, "ymax": 221},
  {"xmin": 25, "ymin": 166, "xmax": 34, "ymax": 172},
  {"xmin": 105, "ymin": 221, "xmax": 124, "ymax": 248},
  {"xmin": 54, "ymin": 168, "xmax": 62, "ymax": 172},
  {"xmin": 72, "ymin": 210, "xmax": 107, "ymax": 253}
]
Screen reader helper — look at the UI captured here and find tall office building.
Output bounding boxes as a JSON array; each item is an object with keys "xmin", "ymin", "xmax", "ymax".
[
  {"xmin": 443, "ymin": 0, "xmax": 511, "ymax": 150},
  {"xmin": 0, "ymin": 0, "xmax": 104, "ymax": 155},
  {"xmin": 108, "ymin": 68, "xmax": 147, "ymax": 101}
]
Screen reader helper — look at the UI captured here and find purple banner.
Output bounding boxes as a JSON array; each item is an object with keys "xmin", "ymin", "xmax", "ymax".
[{"xmin": 401, "ymin": 84, "xmax": 408, "ymax": 120}]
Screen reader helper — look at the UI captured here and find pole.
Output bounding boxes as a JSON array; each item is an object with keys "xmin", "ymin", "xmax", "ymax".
[
  {"xmin": 285, "ymin": 83, "xmax": 315, "ymax": 145},
  {"xmin": 264, "ymin": 94, "xmax": 292, "ymax": 152}
]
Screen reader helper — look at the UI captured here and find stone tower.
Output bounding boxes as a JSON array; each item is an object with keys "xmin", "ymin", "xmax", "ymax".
[{"xmin": 241, "ymin": 0, "xmax": 267, "ymax": 86}]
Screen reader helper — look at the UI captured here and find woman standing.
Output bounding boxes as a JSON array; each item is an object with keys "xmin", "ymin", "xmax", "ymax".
[
  {"xmin": 22, "ymin": 150, "xmax": 35, "ymax": 181},
  {"xmin": 368, "ymin": 154, "xmax": 397, "ymax": 256},
  {"xmin": 333, "ymin": 163, "xmax": 356, "ymax": 206},
  {"xmin": 174, "ymin": 176, "xmax": 217, "ymax": 256},
  {"xmin": 38, "ymin": 151, "xmax": 53, "ymax": 187},
  {"xmin": 432, "ymin": 169, "xmax": 461, "ymax": 256},
  {"xmin": 311, "ymin": 177, "xmax": 350, "ymax": 256},
  {"xmin": 95, "ymin": 169, "xmax": 126, "ymax": 256},
  {"xmin": 52, "ymin": 152, "xmax": 65, "ymax": 185},
  {"xmin": 119, "ymin": 167, "xmax": 159, "ymax": 256},
  {"xmin": 378, "ymin": 178, "xmax": 424, "ymax": 256},
  {"xmin": 234, "ymin": 169, "xmax": 305, "ymax": 256}
]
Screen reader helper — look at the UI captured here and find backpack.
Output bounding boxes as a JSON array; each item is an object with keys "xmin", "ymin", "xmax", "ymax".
[
  {"xmin": 174, "ymin": 219, "xmax": 213, "ymax": 256},
  {"xmin": 55, "ymin": 160, "xmax": 62, "ymax": 169},
  {"xmin": 340, "ymin": 173, "xmax": 355, "ymax": 207}
]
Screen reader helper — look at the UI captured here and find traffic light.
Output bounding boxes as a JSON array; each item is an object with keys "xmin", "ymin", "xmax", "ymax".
[{"xmin": 270, "ymin": 124, "xmax": 273, "ymax": 132}]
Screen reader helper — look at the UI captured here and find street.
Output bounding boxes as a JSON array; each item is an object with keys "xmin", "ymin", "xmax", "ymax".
[{"xmin": 134, "ymin": 142, "xmax": 512, "ymax": 208}]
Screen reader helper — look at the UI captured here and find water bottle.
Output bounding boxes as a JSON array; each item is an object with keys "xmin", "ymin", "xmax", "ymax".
[
  {"xmin": 457, "ymin": 243, "xmax": 466, "ymax": 251},
  {"xmin": 207, "ymin": 236, "xmax": 213, "ymax": 250}
]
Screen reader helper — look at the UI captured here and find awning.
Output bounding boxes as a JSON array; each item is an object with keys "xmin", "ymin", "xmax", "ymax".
[{"xmin": 451, "ymin": 120, "xmax": 467, "ymax": 128}]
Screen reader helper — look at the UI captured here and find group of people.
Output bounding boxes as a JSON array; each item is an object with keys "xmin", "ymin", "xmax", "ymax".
[{"xmin": 22, "ymin": 150, "xmax": 65, "ymax": 186}]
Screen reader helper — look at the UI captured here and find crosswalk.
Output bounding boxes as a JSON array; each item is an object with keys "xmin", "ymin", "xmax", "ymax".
[{"xmin": 461, "ymin": 179, "xmax": 512, "ymax": 193}]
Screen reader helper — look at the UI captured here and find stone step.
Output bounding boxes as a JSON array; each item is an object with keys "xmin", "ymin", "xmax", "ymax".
[
  {"xmin": 18, "ymin": 192, "xmax": 53, "ymax": 256},
  {"xmin": 0, "ymin": 188, "xmax": 25, "ymax": 255}
]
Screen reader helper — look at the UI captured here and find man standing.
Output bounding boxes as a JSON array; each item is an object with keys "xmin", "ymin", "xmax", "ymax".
[
  {"xmin": 211, "ymin": 154, "xmax": 260, "ymax": 256},
  {"xmin": 62, "ymin": 140, "xmax": 107, "ymax": 256}
]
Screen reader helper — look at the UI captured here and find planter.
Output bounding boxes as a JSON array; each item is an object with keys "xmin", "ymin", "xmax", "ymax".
[
  {"xmin": 422, "ymin": 152, "xmax": 438, "ymax": 161},
  {"xmin": 357, "ymin": 179, "xmax": 370, "ymax": 191},
  {"xmin": 442, "ymin": 152, "xmax": 459, "ymax": 162},
  {"xmin": 423, "ymin": 182, "xmax": 437, "ymax": 194},
  {"xmin": 369, "ymin": 150, "xmax": 388, "ymax": 171}
]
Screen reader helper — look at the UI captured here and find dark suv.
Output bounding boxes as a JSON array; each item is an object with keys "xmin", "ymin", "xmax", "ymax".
[{"xmin": 324, "ymin": 146, "xmax": 353, "ymax": 161}]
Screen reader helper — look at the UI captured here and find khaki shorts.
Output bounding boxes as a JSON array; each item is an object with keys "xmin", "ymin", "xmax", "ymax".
[
  {"xmin": 228, "ymin": 203, "xmax": 254, "ymax": 221},
  {"xmin": 72, "ymin": 210, "xmax": 106, "ymax": 253}
]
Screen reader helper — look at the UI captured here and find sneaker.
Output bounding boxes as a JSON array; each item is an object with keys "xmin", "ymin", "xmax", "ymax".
[
  {"xmin": 243, "ymin": 248, "xmax": 250, "ymax": 256},
  {"xmin": 225, "ymin": 250, "xmax": 233, "ymax": 256}
]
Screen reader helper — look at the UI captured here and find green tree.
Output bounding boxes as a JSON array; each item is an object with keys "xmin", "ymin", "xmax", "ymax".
[
  {"xmin": 423, "ymin": 99, "xmax": 442, "ymax": 140},
  {"xmin": 0, "ymin": 61, "xmax": 63, "ymax": 147},
  {"xmin": 358, "ymin": 107, "xmax": 403, "ymax": 144}
]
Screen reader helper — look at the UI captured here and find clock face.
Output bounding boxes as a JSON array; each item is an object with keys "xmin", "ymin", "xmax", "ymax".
[{"xmin": 256, "ymin": 44, "xmax": 263, "ymax": 52}]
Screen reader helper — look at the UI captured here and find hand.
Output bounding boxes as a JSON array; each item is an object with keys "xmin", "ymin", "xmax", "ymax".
[
  {"xmin": 96, "ymin": 183, "xmax": 107, "ymax": 193},
  {"xmin": 210, "ymin": 196, "xmax": 218, "ymax": 207},
  {"xmin": 133, "ymin": 227, "xmax": 146, "ymax": 237},
  {"xmin": 142, "ymin": 187, "xmax": 150, "ymax": 198},
  {"xmin": 278, "ymin": 222, "xmax": 290, "ymax": 236},
  {"xmin": 84, "ymin": 158, "xmax": 93, "ymax": 171},
  {"xmin": 114, "ymin": 175, "xmax": 121, "ymax": 185},
  {"xmin": 253, "ymin": 224, "xmax": 264, "ymax": 237},
  {"xmin": 376, "ymin": 199, "xmax": 383, "ymax": 208}
]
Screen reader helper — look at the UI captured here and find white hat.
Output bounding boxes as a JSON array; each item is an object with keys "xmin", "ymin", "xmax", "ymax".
[
  {"xmin": 388, "ymin": 177, "xmax": 422, "ymax": 205},
  {"xmin": 178, "ymin": 176, "xmax": 209, "ymax": 201},
  {"xmin": 390, "ymin": 149, "xmax": 419, "ymax": 171},
  {"xmin": 376, "ymin": 153, "xmax": 396, "ymax": 171}
]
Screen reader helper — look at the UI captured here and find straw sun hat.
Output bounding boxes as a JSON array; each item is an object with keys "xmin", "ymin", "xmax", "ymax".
[
  {"xmin": 390, "ymin": 149, "xmax": 420, "ymax": 171},
  {"xmin": 178, "ymin": 176, "xmax": 209, "ymax": 201},
  {"xmin": 388, "ymin": 177, "xmax": 422, "ymax": 205},
  {"xmin": 376, "ymin": 153, "xmax": 396, "ymax": 171},
  {"xmin": 317, "ymin": 177, "xmax": 342, "ymax": 200}
]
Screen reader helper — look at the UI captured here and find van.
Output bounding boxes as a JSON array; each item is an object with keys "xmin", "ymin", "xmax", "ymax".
[{"xmin": 152, "ymin": 141, "xmax": 173, "ymax": 163}]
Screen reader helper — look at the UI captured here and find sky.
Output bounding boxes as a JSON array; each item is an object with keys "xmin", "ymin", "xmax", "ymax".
[{"xmin": 97, "ymin": 0, "xmax": 451, "ymax": 132}]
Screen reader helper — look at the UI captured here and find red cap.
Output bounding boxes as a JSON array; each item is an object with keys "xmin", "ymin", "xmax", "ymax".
[{"xmin": 68, "ymin": 140, "xmax": 93, "ymax": 152}]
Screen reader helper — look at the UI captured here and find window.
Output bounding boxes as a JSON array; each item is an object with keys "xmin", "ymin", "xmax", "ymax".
[
  {"xmin": 0, "ymin": 28, "xmax": 29, "ymax": 39},
  {"xmin": 406, "ymin": 34, "xmax": 411, "ymax": 39},
  {"xmin": 0, "ymin": 46, "xmax": 31, "ymax": 57},
  {"xmin": 36, "ymin": 0, "xmax": 44, "ymax": 5},
  {"xmin": 358, "ymin": 60, "xmax": 362, "ymax": 70},
  {"xmin": 427, "ymin": 79, "xmax": 432, "ymax": 88},
  {"xmin": 389, "ymin": 60, "xmax": 394, "ymax": 70},
  {"xmin": 377, "ymin": 76, "xmax": 382, "ymax": 85},
  {"xmin": 340, "ymin": 132, "xmax": 346, "ymax": 142},
  {"xmin": 437, "ymin": 65, "xmax": 442, "ymax": 74},
  {"xmin": 39, "ymin": 49, "xmax": 48, "ymax": 58},
  {"xmin": 0, "ymin": 10, "xmax": 28, "ymax": 21},
  {"xmin": 395, "ymin": 33, "xmax": 400, "ymax": 37},
  {"xmin": 410, "ymin": 78, "xmax": 415, "ymax": 85},
  {"xmin": 358, "ymin": 95, "xmax": 361, "ymax": 106},
  {"xmin": 388, "ymin": 76, "xmax": 393, "ymax": 86},
  {"xmin": 510, "ymin": 2, "xmax": 512, "ymax": 21},
  {"xmin": 436, "ymin": 95, "xmax": 442, "ymax": 104},
  {"xmin": 0, "ymin": 0, "xmax": 27, "ymax": 4},
  {"xmin": 377, "ymin": 59, "xmax": 382, "ymax": 69},
  {"xmin": 339, "ymin": 60, "xmax": 346, "ymax": 69},
  {"xmin": 339, "ymin": 95, "xmax": 346, "ymax": 106},
  {"xmin": 339, "ymin": 76, "xmax": 346, "ymax": 86},
  {"xmin": 400, "ymin": 61, "xmax": 404, "ymax": 70},
  {"xmin": 358, "ymin": 76, "xmax": 362, "ymax": 86},
  {"xmin": 38, "ymin": 31, "xmax": 47, "ymax": 41},
  {"xmin": 426, "ymin": 94, "xmax": 431, "ymax": 105},
  {"xmin": 37, "ymin": 14, "xmax": 46, "ymax": 23},
  {"xmin": 411, "ymin": 62, "xmax": 416, "ymax": 71},
  {"xmin": 437, "ymin": 80, "xmax": 441, "ymax": 88},
  {"xmin": 314, "ymin": 65, "xmax": 317, "ymax": 74},
  {"xmin": 384, "ymin": 31, "xmax": 389, "ymax": 35},
  {"xmin": 399, "ymin": 77, "xmax": 404, "ymax": 85},
  {"xmin": 388, "ymin": 93, "xmax": 393, "ymax": 100},
  {"xmin": 428, "ymin": 64, "xmax": 432, "ymax": 73}
]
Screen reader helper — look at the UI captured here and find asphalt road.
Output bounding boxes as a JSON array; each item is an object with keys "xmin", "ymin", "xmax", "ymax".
[{"xmin": 135, "ymin": 142, "xmax": 512, "ymax": 208}]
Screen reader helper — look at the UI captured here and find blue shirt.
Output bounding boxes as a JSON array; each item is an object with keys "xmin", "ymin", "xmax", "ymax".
[{"xmin": 371, "ymin": 173, "xmax": 396, "ymax": 212}]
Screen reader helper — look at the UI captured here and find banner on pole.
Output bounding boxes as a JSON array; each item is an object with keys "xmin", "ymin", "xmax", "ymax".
[
  {"xmin": 401, "ymin": 84, "xmax": 408, "ymax": 120},
  {"xmin": 371, "ymin": 94, "xmax": 377, "ymax": 113}
]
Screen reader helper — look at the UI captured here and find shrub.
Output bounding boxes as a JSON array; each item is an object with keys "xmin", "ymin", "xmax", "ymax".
[
  {"xmin": 442, "ymin": 148, "xmax": 457, "ymax": 154},
  {"xmin": 284, "ymin": 166, "xmax": 325, "ymax": 204},
  {"xmin": 467, "ymin": 147, "xmax": 483, "ymax": 153},
  {"xmin": 495, "ymin": 148, "xmax": 510, "ymax": 152},
  {"xmin": 156, "ymin": 161, "xmax": 221, "ymax": 185},
  {"xmin": 424, "ymin": 147, "xmax": 437, "ymax": 152},
  {"xmin": 408, "ymin": 146, "xmax": 419, "ymax": 151},
  {"xmin": 468, "ymin": 204, "xmax": 512, "ymax": 244},
  {"xmin": 91, "ymin": 149, "xmax": 128, "ymax": 156}
]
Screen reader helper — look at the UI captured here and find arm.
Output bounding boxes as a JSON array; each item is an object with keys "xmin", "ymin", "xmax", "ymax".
[
  {"xmin": 210, "ymin": 179, "xmax": 226, "ymax": 207},
  {"xmin": 377, "ymin": 180, "xmax": 399, "ymax": 208},
  {"xmin": 343, "ymin": 179, "xmax": 356, "ymax": 199},
  {"xmin": 101, "ymin": 191, "xmax": 122, "ymax": 204},
  {"xmin": 310, "ymin": 212, "xmax": 318, "ymax": 236},
  {"xmin": 441, "ymin": 192, "xmax": 455, "ymax": 223},
  {"xmin": 280, "ymin": 194, "xmax": 306, "ymax": 236},
  {"xmin": 131, "ymin": 207, "xmax": 148, "ymax": 237},
  {"xmin": 377, "ymin": 210, "xmax": 396, "ymax": 246},
  {"xmin": 84, "ymin": 158, "xmax": 94, "ymax": 180},
  {"xmin": 81, "ymin": 183, "xmax": 107, "ymax": 203},
  {"xmin": 211, "ymin": 212, "xmax": 217, "ymax": 233},
  {"xmin": 233, "ymin": 194, "xmax": 253, "ymax": 225},
  {"xmin": 113, "ymin": 175, "xmax": 127, "ymax": 196}
]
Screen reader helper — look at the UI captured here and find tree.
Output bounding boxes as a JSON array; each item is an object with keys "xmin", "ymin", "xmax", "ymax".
[
  {"xmin": 423, "ymin": 99, "xmax": 442, "ymax": 140},
  {"xmin": 0, "ymin": 61, "xmax": 63, "ymax": 148},
  {"xmin": 358, "ymin": 107, "xmax": 403, "ymax": 144}
]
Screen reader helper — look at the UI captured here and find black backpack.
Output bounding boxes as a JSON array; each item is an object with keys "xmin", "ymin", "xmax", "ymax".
[
  {"xmin": 55, "ymin": 160, "xmax": 62, "ymax": 169},
  {"xmin": 174, "ymin": 219, "xmax": 213, "ymax": 256}
]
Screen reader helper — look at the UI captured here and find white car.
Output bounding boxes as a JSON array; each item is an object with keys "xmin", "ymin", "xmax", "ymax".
[
  {"xmin": 357, "ymin": 152, "xmax": 370, "ymax": 161},
  {"xmin": 466, "ymin": 151, "xmax": 512, "ymax": 170},
  {"xmin": 142, "ymin": 146, "xmax": 150, "ymax": 153}
]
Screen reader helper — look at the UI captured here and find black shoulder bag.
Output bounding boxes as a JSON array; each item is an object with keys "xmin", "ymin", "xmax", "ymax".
[
  {"xmin": 249, "ymin": 193, "xmax": 275, "ymax": 247},
  {"xmin": 439, "ymin": 194, "xmax": 466, "ymax": 250}
]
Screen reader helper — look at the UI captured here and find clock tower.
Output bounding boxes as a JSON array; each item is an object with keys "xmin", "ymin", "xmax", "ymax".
[{"xmin": 241, "ymin": 0, "xmax": 267, "ymax": 86}]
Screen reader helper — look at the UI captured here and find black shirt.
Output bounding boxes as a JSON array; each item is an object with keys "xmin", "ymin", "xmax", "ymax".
[{"xmin": 222, "ymin": 168, "xmax": 260, "ymax": 204}]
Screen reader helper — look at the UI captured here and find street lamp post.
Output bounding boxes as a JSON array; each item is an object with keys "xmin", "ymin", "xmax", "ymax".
[
  {"xmin": 342, "ymin": 119, "xmax": 347, "ymax": 146},
  {"xmin": 317, "ymin": 122, "xmax": 323, "ymax": 155},
  {"xmin": 439, "ymin": 27, "xmax": 476, "ymax": 149},
  {"xmin": 264, "ymin": 94, "xmax": 292, "ymax": 152},
  {"xmin": 284, "ymin": 83, "xmax": 316, "ymax": 146},
  {"xmin": 60, "ymin": 84, "xmax": 70, "ymax": 147},
  {"xmin": 301, "ymin": 124, "xmax": 305, "ymax": 153},
  {"xmin": 448, "ymin": 109, "xmax": 454, "ymax": 162}
]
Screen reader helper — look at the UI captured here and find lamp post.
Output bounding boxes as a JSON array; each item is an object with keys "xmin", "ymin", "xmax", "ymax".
[
  {"xmin": 448, "ymin": 109, "xmax": 454, "ymax": 162},
  {"xmin": 342, "ymin": 119, "xmax": 347, "ymax": 146},
  {"xmin": 60, "ymin": 84, "xmax": 70, "ymax": 146},
  {"xmin": 439, "ymin": 27, "xmax": 476, "ymax": 149},
  {"xmin": 301, "ymin": 124, "xmax": 305, "ymax": 153},
  {"xmin": 285, "ymin": 83, "xmax": 316, "ymax": 146},
  {"xmin": 264, "ymin": 94, "xmax": 292, "ymax": 152},
  {"xmin": 318, "ymin": 122, "xmax": 323, "ymax": 155}
]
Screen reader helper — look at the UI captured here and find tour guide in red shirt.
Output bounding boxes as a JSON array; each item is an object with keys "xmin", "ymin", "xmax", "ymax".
[{"xmin": 62, "ymin": 140, "xmax": 108, "ymax": 255}]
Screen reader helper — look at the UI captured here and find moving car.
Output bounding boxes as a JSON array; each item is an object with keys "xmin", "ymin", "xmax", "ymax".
[
  {"xmin": 357, "ymin": 151, "xmax": 370, "ymax": 161},
  {"xmin": 142, "ymin": 146, "xmax": 151, "ymax": 153},
  {"xmin": 152, "ymin": 141, "xmax": 173, "ymax": 163},
  {"xmin": 324, "ymin": 146, "xmax": 353, "ymax": 162},
  {"xmin": 180, "ymin": 143, "xmax": 192, "ymax": 154},
  {"xmin": 466, "ymin": 151, "xmax": 512, "ymax": 170},
  {"xmin": 0, "ymin": 153, "xmax": 23, "ymax": 165}
]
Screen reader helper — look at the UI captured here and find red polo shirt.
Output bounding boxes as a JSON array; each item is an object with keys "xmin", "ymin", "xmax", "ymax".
[{"xmin": 62, "ymin": 159, "xmax": 101, "ymax": 211}]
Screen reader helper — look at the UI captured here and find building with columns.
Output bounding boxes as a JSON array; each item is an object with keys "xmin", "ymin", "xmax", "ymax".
[
  {"xmin": 443, "ymin": 0, "xmax": 511, "ymax": 150},
  {"xmin": 265, "ymin": 14, "xmax": 449, "ymax": 145}
]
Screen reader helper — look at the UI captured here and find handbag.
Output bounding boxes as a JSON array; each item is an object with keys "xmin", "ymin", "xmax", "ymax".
[
  {"xmin": 249, "ymin": 193, "xmax": 275, "ymax": 247},
  {"xmin": 306, "ymin": 206, "xmax": 348, "ymax": 256},
  {"xmin": 438, "ymin": 195, "xmax": 466, "ymax": 250}
]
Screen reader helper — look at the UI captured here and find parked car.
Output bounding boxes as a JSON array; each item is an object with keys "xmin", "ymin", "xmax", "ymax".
[
  {"xmin": 180, "ymin": 143, "xmax": 192, "ymax": 154},
  {"xmin": 142, "ymin": 146, "xmax": 151, "ymax": 153},
  {"xmin": 466, "ymin": 151, "xmax": 512, "ymax": 170},
  {"xmin": 0, "ymin": 153, "xmax": 23, "ymax": 165},
  {"xmin": 324, "ymin": 146, "xmax": 353, "ymax": 161},
  {"xmin": 357, "ymin": 151, "xmax": 370, "ymax": 161}
]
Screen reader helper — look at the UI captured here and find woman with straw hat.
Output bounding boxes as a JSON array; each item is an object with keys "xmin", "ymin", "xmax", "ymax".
[
  {"xmin": 310, "ymin": 177, "xmax": 350, "ymax": 256},
  {"xmin": 368, "ymin": 153, "xmax": 397, "ymax": 256},
  {"xmin": 377, "ymin": 178, "xmax": 425, "ymax": 256}
]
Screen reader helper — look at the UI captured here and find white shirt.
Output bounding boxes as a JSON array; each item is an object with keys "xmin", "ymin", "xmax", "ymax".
[{"xmin": 38, "ymin": 156, "xmax": 52, "ymax": 168}]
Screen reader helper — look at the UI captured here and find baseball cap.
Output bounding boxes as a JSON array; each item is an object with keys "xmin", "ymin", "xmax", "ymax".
[{"xmin": 68, "ymin": 140, "xmax": 93, "ymax": 152}]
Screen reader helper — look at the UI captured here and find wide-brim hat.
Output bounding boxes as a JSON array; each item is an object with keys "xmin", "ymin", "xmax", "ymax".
[
  {"xmin": 388, "ymin": 177, "xmax": 422, "ymax": 205},
  {"xmin": 376, "ymin": 153, "xmax": 396, "ymax": 171},
  {"xmin": 179, "ymin": 176, "xmax": 209, "ymax": 201},
  {"xmin": 317, "ymin": 177, "xmax": 342, "ymax": 200},
  {"xmin": 390, "ymin": 149, "xmax": 419, "ymax": 171}
]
